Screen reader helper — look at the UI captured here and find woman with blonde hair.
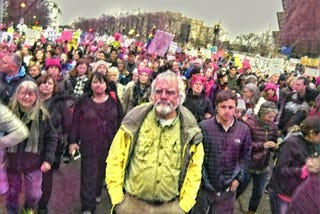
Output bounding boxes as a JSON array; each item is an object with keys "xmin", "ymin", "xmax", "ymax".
[
  {"xmin": 6, "ymin": 81, "xmax": 57, "ymax": 214},
  {"xmin": 122, "ymin": 68, "xmax": 152, "ymax": 114}
]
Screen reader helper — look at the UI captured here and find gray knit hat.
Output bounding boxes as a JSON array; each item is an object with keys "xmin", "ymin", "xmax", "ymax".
[{"xmin": 258, "ymin": 101, "xmax": 278, "ymax": 116}]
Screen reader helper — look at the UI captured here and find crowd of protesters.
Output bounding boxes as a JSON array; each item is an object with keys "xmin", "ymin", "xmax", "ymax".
[{"xmin": 0, "ymin": 28, "xmax": 319, "ymax": 214}]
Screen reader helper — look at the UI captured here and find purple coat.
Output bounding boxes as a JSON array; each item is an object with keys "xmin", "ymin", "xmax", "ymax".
[
  {"xmin": 287, "ymin": 174, "xmax": 320, "ymax": 214},
  {"xmin": 269, "ymin": 134, "xmax": 318, "ymax": 196},
  {"xmin": 199, "ymin": 117, "xmax": 252, "ymax": 191},
  {"xmin": 69, "ymin": 94, "xmax": 123, "ymax": 156},
  {"xmin": 244, "ymin": 115, "xmax": 278, "ymax": 170}
]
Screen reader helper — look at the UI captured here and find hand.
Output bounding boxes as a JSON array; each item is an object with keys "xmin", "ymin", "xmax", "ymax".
[
  {"xmin": 69, "ymin": 143, "xmax": 80, "ymax": 156},
  {"xmin": 40, "ymin": 161, "xmax": 51, "ymax": 173},
  {"xmin": 263, "ymin": 141, "xmax": 277, "ymax": 149},
  {"xmin": 306, "ymin": 157, "xmax": 320, "ymax": 174},
  {"xmin": 204, "ymin": 113, "xmax": 212, "ymax": 119},
  {"xmin": 242, "ymin": 114, "xmax": 249, "ymax": 122},
  {"xmin": 230, "ymin": 179, "xmax": 240, "ymax": 192}
]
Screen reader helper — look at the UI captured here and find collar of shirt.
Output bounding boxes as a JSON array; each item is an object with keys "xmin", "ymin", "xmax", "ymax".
[
  {"xmin": 216, "ymin": 115, "xmax": 235, "ymax": 132},
  {"xmin": 5, "ymin": 67, "xmax": 26, "ymax": 83},
  {"xmin": 154, "ymin": 109, "xmax": 180, "ymax": 128}
]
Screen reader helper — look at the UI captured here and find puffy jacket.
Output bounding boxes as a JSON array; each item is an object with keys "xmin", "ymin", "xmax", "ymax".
[
  {"xmin": 200, "ymin": 117, "xmax": 252, "ymax": 191},
  {"xmin": 269, "ymin": 134, "xmax": 319, "ymax": 196},
  {"xmin": 106, "ymin": 103, "xmax": 204, "ymax": 213},
  {"xmin": 244, "ymin": 115, "xmax": 278, "ymax": 170}
]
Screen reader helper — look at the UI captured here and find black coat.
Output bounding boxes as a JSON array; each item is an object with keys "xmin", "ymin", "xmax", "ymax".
[
  {"xmin": 183, "ymin": 90, "xmax": 214, "ymax": 123},
  {"xmin": 44, "ymin": 93, "xmax": 73, "ymax": 139},
  {"xmin": 7, "ymin": 109, "xmax": 58, "ymax": 173}
]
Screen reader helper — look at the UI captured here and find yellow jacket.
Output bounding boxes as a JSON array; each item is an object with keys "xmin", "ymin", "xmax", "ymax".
[{"xmin": 106, "ymin": 103, "xmax": 204, "ymax": 213}]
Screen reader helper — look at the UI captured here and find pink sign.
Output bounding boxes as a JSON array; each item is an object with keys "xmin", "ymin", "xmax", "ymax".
[
  {"xmin": 61, "ymin": 30, "xmax": 73, "ymax": 41},
  {"xmin": 147, "ymin": 30, "xmax": 174, "ymax": 57}
]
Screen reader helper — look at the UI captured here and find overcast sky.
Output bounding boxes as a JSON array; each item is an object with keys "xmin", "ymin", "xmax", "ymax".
[{"xmin": 53, "ymin": 0, "xmax": 283, "ymax": 40}]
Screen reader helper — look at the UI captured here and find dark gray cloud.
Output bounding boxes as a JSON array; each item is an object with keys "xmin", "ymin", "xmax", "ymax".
[{"xmin": 53, "ymin": 0, "xmax": 282, "ymax": 39}]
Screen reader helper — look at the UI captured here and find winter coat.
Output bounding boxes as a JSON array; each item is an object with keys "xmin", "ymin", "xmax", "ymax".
[
  {"xmin": 287, "ymin": 174, "xmax": 320, "ymax": 214},
  {"xmin": 122, "ymin": 82, "xmax": 151, "ymax": 114},
  {"xmin": 199, "ymin": 117, "xmax": 252, "ymax": 191},
  {"xmin": 269, "ymin": 134, "xmax": 319, "ymax": 197},
  {"xmin": 244, "ymin": 115, "xmax": 278, "ymax": 170},
  {"xmin": 106, "ymin": 103, "xmax": 204, "ymax": 213},
  {"xmin": 6, "ymin": 108, "xmax": 58, "ymax": 173},
  {"xmin": 278, "ymin": 88, "xmax": 319, "ymax": 134},
  {"xmin": 69, "ymin": 93, "xmax": 123, "ymax": 156},
  {"xmin": 44, "ymin": 93, "xmax": 73, "ymax": 139},
  {"xmin": 183, "ymin": 90, "xmax": 214, "ymax": 122}
]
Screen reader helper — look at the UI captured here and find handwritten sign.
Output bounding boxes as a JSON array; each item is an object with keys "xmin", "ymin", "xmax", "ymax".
[
  {"xmin": 25, "ymin": 28, "xmax": 41, "ymax": 45},
  {"xmin": 305, "ymin": 67, "xmax": 320, "ymax": 77}
]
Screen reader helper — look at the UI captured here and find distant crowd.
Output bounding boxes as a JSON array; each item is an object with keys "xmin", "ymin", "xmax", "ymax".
[{"xmin": 0, "ymin": 29, "xmax": 319, "ymax": 214}]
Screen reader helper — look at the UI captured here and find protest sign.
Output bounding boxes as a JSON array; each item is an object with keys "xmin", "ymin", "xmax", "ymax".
[
  {"xmin": 168, "ymin": 41, "xmax": 178, "ymax": 54},
  {"xmin": 61, "ymin": 30, "xmax": 73, "ymax": 41},
  {"xmin": 25, "ymin": 28, "xmax": 41, "ymax": 45},
  {"xmin": 305, "ymin": 67, "xmax": 320, "ymax": 77},
  {"xmin": 147, "ymin": 30, "xmax": 174, "ymax": 57}
]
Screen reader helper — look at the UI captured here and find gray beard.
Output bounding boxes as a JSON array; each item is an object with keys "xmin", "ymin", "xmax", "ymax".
[{"xmin": 154, "ymin": 101, "xmax": 179, "ymax": 117}]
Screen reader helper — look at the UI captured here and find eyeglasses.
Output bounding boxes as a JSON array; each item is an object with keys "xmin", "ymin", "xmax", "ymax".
[
  {"xmin": 18, "ymin": 91, "xmax": 37, "ymax": 98},
  {"xmin": 155, "ymin": 89, "xmax": 177, "ymax": 96}
]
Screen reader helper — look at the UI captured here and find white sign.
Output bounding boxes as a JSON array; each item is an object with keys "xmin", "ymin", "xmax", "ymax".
[
  {"xmin": 45, "ymin": 29, "xmax": 60, "ymax": 42},
  {"xmin": 200, "ymin": 48, "xmax": 211, "ymax": 59},
  {"xmin": 305, "ymin": 67, "xmax": 320, "ymax": 77},
  {"xmin": 267, "ymin": 58, "xmax": 284, "ymax": 74},
  {"xmin": 168, "ymin": 42, "xmax": 178, "ymax": 54},
  {"xmin": 24, "ymin": 28, "xmax": 41, "ymax": 45}
]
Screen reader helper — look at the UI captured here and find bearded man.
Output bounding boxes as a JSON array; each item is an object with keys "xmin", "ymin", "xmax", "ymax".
[{"xmin": 106, "ymin": 71, "xmax": 204, "ymax": 214}]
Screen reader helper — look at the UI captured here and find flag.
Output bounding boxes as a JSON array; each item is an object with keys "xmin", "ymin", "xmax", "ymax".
[
  {"xmin": 281, "ymin": 46, "xmax": 292, "ymax": 56},
  {"xmin": 145, "ymin": 26, "xmax": 156, "ymax": 50}
]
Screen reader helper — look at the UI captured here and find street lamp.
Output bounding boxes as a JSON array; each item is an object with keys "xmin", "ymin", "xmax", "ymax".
[
  {"xmin": 212, "ymin": 22, "xmax": 221, "ymax": 46},
  {"xmin": 19, "ymin": 2, "xmax": 25, "ymax": 8},
  {"xmin": 19, "ymin": 1, "xmax": 26, "ymax": 22}
]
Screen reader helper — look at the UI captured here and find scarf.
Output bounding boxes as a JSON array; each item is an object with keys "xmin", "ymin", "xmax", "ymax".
[
  {"xmin": 7, "ymin": 106, "xmax": 41, "ymax": 154},
  {"xmin": 132, "ymin": 83, "xmax": 151, "ymax": 107},
  {"xmin": 73, "ymin": 75, "xmax": 88, "ymax": 98}
]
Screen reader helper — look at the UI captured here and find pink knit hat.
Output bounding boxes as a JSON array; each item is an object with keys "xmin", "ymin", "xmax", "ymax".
[
  {"xmin": 45, "ymin": 58, "xmax": 61, "ymax": 70},
  {"xmin": 190, "ymin": 74, "xmax": 206, "ymax": 87},
  {"xmin": 138, "ymin": 68, "xmax": 153, "ymax": 77},
  {"xmin": 264, "ymin": 82, "xmax": 277, "ymax": 91}
]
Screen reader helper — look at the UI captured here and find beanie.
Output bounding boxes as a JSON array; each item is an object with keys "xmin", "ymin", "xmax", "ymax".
[
  {"xmin": 190, "ymin": 74, "xmax": 206, "ymax": 87},
  {"xmin": 45, "ymin": 58, "xmax": 61, "ymax": 70},
  {"xmin": 264, "ymin": 82, "xmax": 278, "ymax": 91},
  {"xmin": 138, "ymin": 68, "xmax": 153, "ymax": 77},
  {"xmin": 93, "ymin": 60, "xmax": 110, "ymax": 72}
]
